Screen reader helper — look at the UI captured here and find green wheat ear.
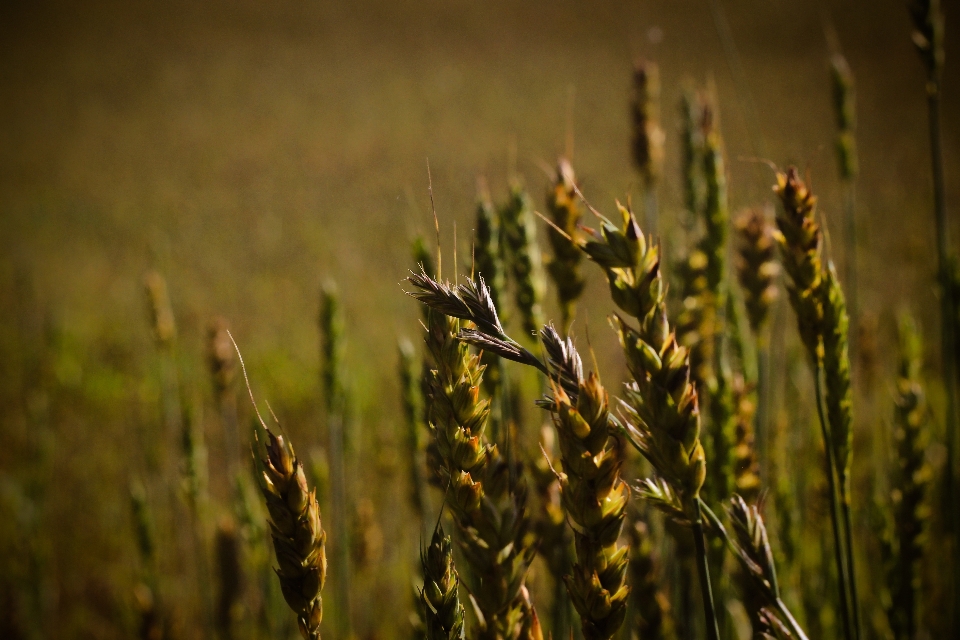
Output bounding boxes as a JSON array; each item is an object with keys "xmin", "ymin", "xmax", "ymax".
[
  {"xmin": 501, "ymin": 182, "xmax": 546, "ymax": 339},
  {"xmin": 545, "ymin": 158, "xmax": 585, "ymax": 333},
  {"xmin": 421, "ymin": 524, "xmax": 465, "ymax": 640}
]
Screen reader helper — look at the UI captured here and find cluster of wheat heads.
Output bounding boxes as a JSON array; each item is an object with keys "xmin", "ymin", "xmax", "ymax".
[
  {"xmin": 395, "ymin": 47, "xmax": 950, "ymax": 633},
  {"xmin": 109, "ymin": 7, "xmax": 960, "ymax": 639}
]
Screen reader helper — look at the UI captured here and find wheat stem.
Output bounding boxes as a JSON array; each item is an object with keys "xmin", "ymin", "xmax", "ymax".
[
  {"xmin": 691, "ymin": 499, "xmax": 720, "ymax": 640},
  {"xmin": 319, "ymin": 284, "xmax": 351, "ymax": 639},
  {"xmin": 814, "ymin": 365, "xmax": 854, "ymax": 640}
]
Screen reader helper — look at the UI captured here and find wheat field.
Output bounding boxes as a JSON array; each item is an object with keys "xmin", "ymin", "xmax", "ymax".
[{"xmin": 1, "ymin": 1, "xmax": 959, "ymax": 639}]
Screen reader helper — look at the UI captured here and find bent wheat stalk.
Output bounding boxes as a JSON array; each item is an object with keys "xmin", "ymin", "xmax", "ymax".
[{"xmin": 701, "ymin": 496, "xmax": 808, "ymax": 640}]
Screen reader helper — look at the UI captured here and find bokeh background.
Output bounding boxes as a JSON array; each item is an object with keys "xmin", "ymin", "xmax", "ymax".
[{"xmin": 1, "ymin": 0, "xmax": 959, "ymax": 637}]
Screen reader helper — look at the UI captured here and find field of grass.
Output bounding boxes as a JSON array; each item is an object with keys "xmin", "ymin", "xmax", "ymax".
[{"xmin": 1, "ymin": 0, "xmax": 959, "ymax": 638}]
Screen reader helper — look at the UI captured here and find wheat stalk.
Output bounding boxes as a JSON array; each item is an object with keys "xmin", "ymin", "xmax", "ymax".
[
  {"xmin": 319, "ymin": 283, "xmax": 351, "ymax": 638},
  {"xmin": 626, "ymin": 518, "xmax": 677, "ymax": 640},
  {"xmin": 215, "ymin": 517, "xmax": 242, "ymax": 640},
  {"xmin": 909, "ymin": 2, "xmax": 958, "ymax": 623},
  {"xmin": 773, "ymin": 167, "xmax": 857, "ymax": 640}
]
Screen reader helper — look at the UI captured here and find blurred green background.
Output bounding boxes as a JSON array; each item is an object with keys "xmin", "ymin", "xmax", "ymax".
[{"xmin": 1, "ymin": 0, "xmax": 958, "ymax": 637}]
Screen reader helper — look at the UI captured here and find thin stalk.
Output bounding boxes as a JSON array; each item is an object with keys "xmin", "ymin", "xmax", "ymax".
[
  {"xmin": 327, "ymin": 412, "xmax": 351, "ymax": 638},
  {"xmin": 774, "ymin": 598, "xmax": 810, "ymax": 640},
  {"xmin": 840, "ymin": 486, "xmax": 861, "ymax": 640},
  {"xmin": 755, "ymin": 341, "xmax": 770, "ymax": 479},
  {"xmin": 842, "ymin": 183, "xmax": 858, "ymax": 367},
  {"xmin": 645, "ymin": 183, "xmax": 659, "ymax": 242},
  {"xmin": 691, "ymin": 498, "xmax": 720, "ymax": 640},
  {"xmin": 813, "ymin": 365, "xmax": 854, "ymax": 640},
  {"xmin": 928, "ymin": 83, "xmax": 960, "ymax": 625}
]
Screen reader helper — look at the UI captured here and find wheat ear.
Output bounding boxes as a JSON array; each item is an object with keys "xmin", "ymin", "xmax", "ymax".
[
  {"xmin": 399, "ymin": 338, "xmax": 428, "ymax": 525},
  {"xmin": 546, "ymin": 337, "xmax": 629, "ymax": 640},
  {"xmin": 529, "ymin": 424, "xmax": 574, "ymax": 639},
  {"xmin": 701, "ymin": 496, "xmax": 809, "ymax": 640},
  {"xmin": 254, "ymin": 426, "xmax": 328, "ymax": 640},
  {"xmin": 545, "ymin": 158, "xmax": 585, "ymax": 333},
  {"xmin": 420, "ymin": 304, "xmax": 541, "ymax": 640},
  {"xmin": 632, "ymin": 60, "xmax": 665, "ymax": 236},
  {"xmin": 773, "ymin": 167, "xmax": 856, "ymax": 640},
  {"xmin": 421, "ymin": 523, "xmax": 466, "ymax": 640},
  {"xmin": 576, "ymin": 201, "xmax": 718, "ymax": 640},
  {"xmin": 883, "ymin": 315, "xmax": 931, "ymax": 640},
  {"xmin": 501, "ymin": 182, "xmax": 546, "ymax": 339},
  {"xmin": 734, "ymin": 208, "xmax": 779, "ymax": 339},
  {"xmin": 208, "ymin": 317, "xmax": 241, "ymax": 476},
  {"xmin": 473, "ymin": 186, "xmax": 508, "ymax": 444},
  {"xmin": 143, "ymin": 270, "xmax": 183, "ymax": 451},
  {"xmin": 130, "ymin": 480, "xmax": 165, "ymax": 640}
]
